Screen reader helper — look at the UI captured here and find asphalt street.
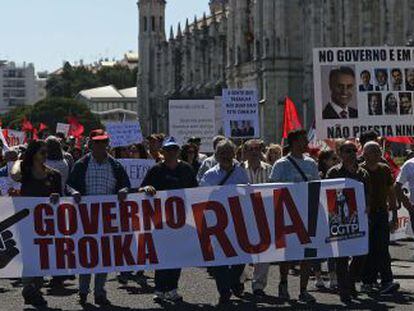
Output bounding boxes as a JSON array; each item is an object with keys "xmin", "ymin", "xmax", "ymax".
[{"xmin": 1, "ymin": 240, "xmax": 414, "ymax": 311}]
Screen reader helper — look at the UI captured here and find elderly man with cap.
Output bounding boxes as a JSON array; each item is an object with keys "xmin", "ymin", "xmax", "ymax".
[
  {"xmin": 67, "ymin": 129, "xmax": 131, "ymax": 306},
  {"xmin": 140, "ymin": 137, "xmax": 198, "ymax": 304}
]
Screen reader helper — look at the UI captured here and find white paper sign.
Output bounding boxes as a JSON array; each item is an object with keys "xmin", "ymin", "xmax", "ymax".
[
  {"xmin": 6, "ymin": 130, "xmax": 25, "ymax": 147},
  {"xmin": 0, "ymin": 178, "xmax": 368, "ymax": 277},
  {"xmin": 118, "ymin": 159, "xmax": 155, "ymax": 188},
  {"xmin": 169, "ymin": 100, "xmax": 217, "ymax": 152},
  {"xmin": 313, "ymin": 47, "xmax": 414, "ymax": 139},
  {"xmin": 106, "ymin": 121, "xmax": 143, "ymax": 148},
  {"xmin": 222, "ymin": 89, "xmax": 259, "ymax": 138},
  {"xmin": 56, "ymin": 123, "xmax": 70, "ymax": 137}
]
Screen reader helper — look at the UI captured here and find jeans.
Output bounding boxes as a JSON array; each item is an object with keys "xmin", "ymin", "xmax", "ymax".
[
  {"xmin": 154, "ymin": 269, "xmax": 181, "ymax": 292},
  {"xmin": 213, "ymin": 264, "xmax": 245, "ymax": 296},
  {"xmin": 362, "ymin": 210, "xmax": 393, "ymax": 285},
  {"xmin": 79, "ymin": 273, "xmax": 107, "ymax": 296},
  {"xmin": 336, "ymin": 256, "xmax": 365, "ymax": 297}
]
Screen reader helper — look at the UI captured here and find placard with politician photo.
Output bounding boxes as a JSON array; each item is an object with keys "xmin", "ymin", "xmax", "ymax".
[{"xmin": 314, "ymin": 47, "xmax": 414, "ymax": 139}]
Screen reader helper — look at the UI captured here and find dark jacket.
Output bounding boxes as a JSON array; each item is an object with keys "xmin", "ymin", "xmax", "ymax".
[
  {"xmin": 67, "ymin": 153, "xmax": 130, "ymax": 195},
  {"xmin": 322, "ymin": 103, "xmax": 358, "ymax": 119}
]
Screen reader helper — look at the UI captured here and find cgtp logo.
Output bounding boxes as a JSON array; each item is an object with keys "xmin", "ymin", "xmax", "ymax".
[{"xmin": 325, "ymin": 188, "xmax": 365, "ymax": 243}]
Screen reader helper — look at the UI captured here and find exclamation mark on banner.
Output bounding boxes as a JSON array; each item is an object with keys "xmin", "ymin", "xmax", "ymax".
[{"xmin": 304, "ymin": 181, "xmax": 321, "ymax": 258}]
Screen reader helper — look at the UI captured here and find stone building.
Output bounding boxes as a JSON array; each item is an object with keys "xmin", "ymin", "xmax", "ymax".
[{"xmin": 137, "ymin": 0, "xmax": 414, "ymax": 142}]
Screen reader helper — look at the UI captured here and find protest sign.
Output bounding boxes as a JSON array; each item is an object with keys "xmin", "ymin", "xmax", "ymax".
[
  {"xmin": 222, "ymin": 89, "xmax": 259, "ymax": 138},
  {"xmin": 106, "ymin": 121, "xmax": 143, "ymax": 148},
  {"xmin": 391, "ymin": 183, "xmax": 413, "ymax": 241},
  {"xmin": 0, "ymin": 178, "xmax": 367, "ymax": 278},
  {"xmin": 56, "ymin": 123, "xmax": 70, "ymax": 137},
  {"xmin": 6, "ymin": 130, "xmax": 25, "ymax": 147},
  {"xmin": 313, "ymin": 47, "xmax": 414, "ymax": 139},
  {"xmin": 118, "ymin": 159, "xmax": 155, "ymax": 188},
  {"xmin": 169, "ymin": 100, "xmax": 217, "ymax": 152}
]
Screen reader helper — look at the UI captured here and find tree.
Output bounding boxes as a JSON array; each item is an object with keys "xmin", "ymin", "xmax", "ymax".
[
  {"xmin": 46, "ymin": 62, "xmax": 137, "ymax": 97},
  {"xmin": 1, "ymin": 97, "xmax": 102, "ymax": 134}
]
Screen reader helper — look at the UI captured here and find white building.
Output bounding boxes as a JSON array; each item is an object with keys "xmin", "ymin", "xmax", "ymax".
[
  {"xmin": 76, "ymin": 85, "xmax": 139, "ymax": 123},
  {"xmin": 0, "ymin": 61, "xmax": 39, "ymax": 113}
]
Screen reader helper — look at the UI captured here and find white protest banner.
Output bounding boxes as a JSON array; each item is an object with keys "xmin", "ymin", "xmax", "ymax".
[
  {"xmin": 169, "ymin": 100, "xmax": 217, "ymax": 153},
  {"xmin": 313, "ymin": 47, "xmax": 414, "ymax": 139},
  {"xmin": 222, "ymin": 89, "xmax": 259, "ymax": 138},
  {"xmin": 6, "ymin": 130, "xmax": 25, "ymax": 147},
  {"xmin": 0, "ymin": 178, "xmax": 367, "ymax": 278},
  {"xmin": 106, "ymin": 121, "xmax": 143, "ymax": 148},
  {"xmin": 118, "ymin": 159, "xmax": 155, "ymax": 188},
  {"xmin": 0, "ymin": 177, "xmax": 20, "ymax": 197},
  {"xmin": 56, "ymin": 123, "xmax": 70, "ymax": 137},
  {"xmin": 391, "ymin": 183, "xmax": 413, "ymax": 241}
]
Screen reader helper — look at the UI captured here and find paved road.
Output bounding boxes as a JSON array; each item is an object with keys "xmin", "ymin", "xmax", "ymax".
[{"xmin": 1, "ymin": 240, "xmax": 414, "ymax": 311}]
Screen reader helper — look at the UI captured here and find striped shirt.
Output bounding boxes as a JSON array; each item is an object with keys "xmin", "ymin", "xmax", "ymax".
[{"xmin": 244, "ymin": 161, "xmax": 272, "ymax": 184}]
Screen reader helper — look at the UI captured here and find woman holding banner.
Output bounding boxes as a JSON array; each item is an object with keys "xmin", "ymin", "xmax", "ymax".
[{"xmin": 16, "ymin": 140, "xmax": 62, "ymax": 307}]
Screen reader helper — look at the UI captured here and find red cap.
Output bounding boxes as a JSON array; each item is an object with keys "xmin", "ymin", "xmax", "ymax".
[{"xmin": 89, "ymin": 129, "xmax": 109, "ymax": 141}]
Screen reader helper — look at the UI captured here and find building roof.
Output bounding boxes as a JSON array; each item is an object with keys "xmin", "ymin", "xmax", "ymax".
[
  {"xmin": 79, "ymin": 85, "xmax": 123, "ymax": 99},
  {"xmin": 119, "ymin": 87, "xmax": 137, "ymax": 98},
  {"xmin": 124, "ymin": 52, "xmax": 138, "ymax": 62},
  {"xmin": 92, "ymin": 108, "xmax": 138, "ymax": 116}
]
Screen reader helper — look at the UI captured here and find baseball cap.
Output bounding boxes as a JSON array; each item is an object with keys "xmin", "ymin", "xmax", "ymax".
[
  {"xmin": 162, "ymin": 136, "xmax": 180, "ymax": 149},
  {"xmin": 89, "ymin": 129, "xmax": 109, "ymax": 141}
]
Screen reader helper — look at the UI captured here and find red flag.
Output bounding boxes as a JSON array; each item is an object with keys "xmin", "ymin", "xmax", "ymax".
[
  {"xmin": 21, "ymin": 117, "xmax": 34, "ymax": 132},
  {"xmin": 32, "ymin": 128, "xmax": 39, "ymax": 141},
  {"xmin": 39, "ymin": 123, "xmax": 48, "ymax": 132},
  {"xmin": 67, "ymin": 116, "xmax": 84, "ymax": 138},
  {"xmin": 282, "ymin": 97, "xmax": 302, "ymax": 139},
  {"xmin": 384, "ymin": 151, "xmax": 401, "ymax": 179},
  {"xmin": 385, "ymin": 136, "xmax": 414, "ymax": 145}
]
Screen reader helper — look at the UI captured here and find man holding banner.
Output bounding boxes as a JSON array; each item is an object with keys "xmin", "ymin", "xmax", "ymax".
[
  {"xmin": 67, "ymin": 129, "xmax": 131, "ymax": 306},
  {"xmin": 269, "ymin": 129, "xmax": 320, "ymax": 304}
]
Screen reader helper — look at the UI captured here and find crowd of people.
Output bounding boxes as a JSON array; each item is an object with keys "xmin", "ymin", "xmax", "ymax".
[{"xmin": 1, "ymin": 127, "xmax": 414, "ymax": 308}]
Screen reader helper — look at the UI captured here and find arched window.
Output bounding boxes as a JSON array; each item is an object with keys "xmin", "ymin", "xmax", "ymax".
[{"xmin": 151, "ymin": 16, "xmax": 156, "ymax": 31}]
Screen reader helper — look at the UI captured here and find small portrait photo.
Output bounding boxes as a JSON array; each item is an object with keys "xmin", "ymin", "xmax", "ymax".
[
  {"xmin": 384, "ymin": 93, "xmax": 398, "ymax": 115},
  {"xmin": 374, "ymin": 69, "xmax": 389, "ymax": 91},
  {"xmin": 321, "ymin": 66, "xmax": 358, "ymax": 119},
  {"xmin": 359, "ymin": 70, "xmax": 373, "ymax": 91},
  {"xmin": 399, "ymin": 92, "xmax": 413, "ymax": 115},
  {"xmin": 367, "ymin": 93, "xmax": 383, "ymax": 115},
  {"xmin": 230, "ymin": 120, "xmax": 255, "ymax": 137},
  {"xmin": 390, "ymin": 68, "xmax": 403, "ymax": 91},
  {"xmin": 405, "ymin": 68, "xmax": 414, "ymax": 91}
]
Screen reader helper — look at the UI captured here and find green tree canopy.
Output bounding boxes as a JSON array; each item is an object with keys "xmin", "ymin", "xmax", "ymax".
[{"xmin": 1, "ymin": 97, "xmax": 101, "ymax": 134}]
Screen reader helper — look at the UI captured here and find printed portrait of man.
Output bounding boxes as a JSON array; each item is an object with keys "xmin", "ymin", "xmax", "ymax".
[
  {"xmin": 399, "ymin": 93, "xmax": 413, "ymax": 115},
  {"xmin": 391, "ymin": 68, "xmax": 403, "ymax": 91},
  {"xmin": 405, "ymin": 68, "xmax": 414, "ymax": 91},
  {"xmin": 323, "ymin": 66, "xmax": 358, "ymax": 119},
  {"xmin": 375, "ymin": 69, "xmax": 389, "ymax": 91},
  {"xmin": 368, "ymin": 93, "xmax": 383, "ymax": 115},
  {"xmin": 359, "ymin": 70, "xmax": 373, "ymax": 91}
]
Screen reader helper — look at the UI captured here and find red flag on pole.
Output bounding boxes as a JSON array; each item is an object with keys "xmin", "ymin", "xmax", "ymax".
[
  {"xmin": 385, "ymin": 136, "xmax": 414, "ymax": 145},
  {"xmin": 67, "ymin": 116, "xmax": 84, "ymax": 138},
  {"xmin": 39, "ymin": 123, "xmax": 48, "ymax": 132},
  {"xmin": 282, "ymin": 97, "xmax": 302, "ymax": 139},
  {"xmin": 21, "ymin": 117, "xmax": 34, "ymax": 132}
]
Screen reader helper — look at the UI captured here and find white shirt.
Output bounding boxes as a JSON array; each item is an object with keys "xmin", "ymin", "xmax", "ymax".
[
  {"xmin": 330, "ymin": 102, "xmax": 349, "ymax": 118},
  {"xmin": 396, "ymin": 158, "xmax": 414, "ymax": 203},
  {"xmin": 244, "ymin": 161, "xmax": 272, "ymax": 184}
]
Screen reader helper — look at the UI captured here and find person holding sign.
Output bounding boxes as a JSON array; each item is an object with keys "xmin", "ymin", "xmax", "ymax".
[
  {"xmin": 16, "ymin": 141, "xmax": 63, "ymax": 307},
  {"xmin": 140, "ymin": 137, "xmax": 198, "ymax": 304},
  {"xmin": 323, "ymin": 67, "xmax": 358, "ymax": 119},
  {"xmin": 269, "ymin": 129, "xmax": 320, "ymax": 304},
  {"xmin": 200, "ymin": 139, "xmax": 249, "ymax": 307},
  {"xmin": 67, "ymin": 129, "xmax": 131, "ymax": 306}
]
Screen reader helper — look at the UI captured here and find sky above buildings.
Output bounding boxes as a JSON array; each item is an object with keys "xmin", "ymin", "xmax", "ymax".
[{"xmin": 0, "ymin": 0, "xmax": 209, "ymax": 72}]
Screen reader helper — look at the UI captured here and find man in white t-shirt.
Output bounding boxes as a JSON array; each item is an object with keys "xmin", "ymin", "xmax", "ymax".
[{"xmin": 395, "ymin": 157, "xmax": 414, "ymax": 261}]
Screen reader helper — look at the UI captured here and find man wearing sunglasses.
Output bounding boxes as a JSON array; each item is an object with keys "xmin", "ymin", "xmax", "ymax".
[
  {"xmin": 67, "ymin": 129, "xmax": 131, "ymax": 306},
  {"xmin": 326, "ymin": 141, "xmax": 371, "ymax": 304}
]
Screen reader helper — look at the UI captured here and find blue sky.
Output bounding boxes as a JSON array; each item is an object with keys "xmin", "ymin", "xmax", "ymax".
[{"xmin": 0, "ymin": 0, "xmax": 209, "ymax": 72}]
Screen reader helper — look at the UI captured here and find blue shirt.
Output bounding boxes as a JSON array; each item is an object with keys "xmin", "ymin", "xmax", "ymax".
[
  {"xmin": 0, "ymin": 165, "xmax": 8, "ymax": 177},
  {"xmin": 200, "ymin": 164, "xmax": 249, "ymax": 186},
  {"xmin": 269, "ymin": 154, "xmax": 320, "ymax": 183}
]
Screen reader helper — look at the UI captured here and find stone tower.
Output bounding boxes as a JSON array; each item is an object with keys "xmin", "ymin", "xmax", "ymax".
[{"xmin": 137, "ymin": 0, "xmax": 166, "ymax": 134}]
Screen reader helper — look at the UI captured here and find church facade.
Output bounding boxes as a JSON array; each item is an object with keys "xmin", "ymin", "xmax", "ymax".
[{"xmin": 137, "ymin": 0, "xmax": 414, "ymax": 142}]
